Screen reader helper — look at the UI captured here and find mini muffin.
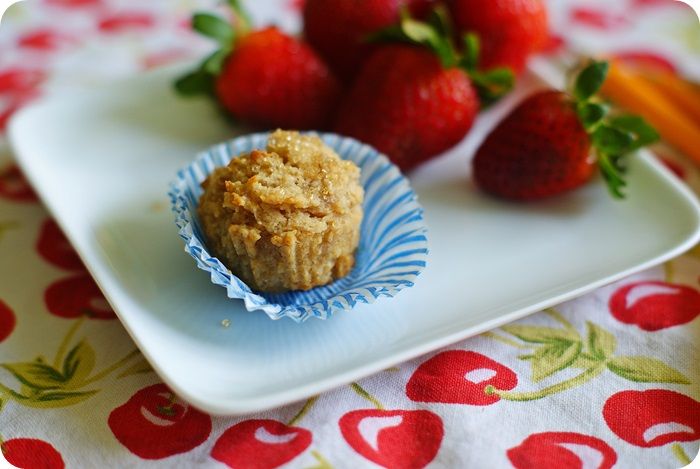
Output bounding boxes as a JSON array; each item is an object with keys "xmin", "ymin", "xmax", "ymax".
[{"xmin": 198, "ymin": 130, "xmax": 364, "ymax": 292}]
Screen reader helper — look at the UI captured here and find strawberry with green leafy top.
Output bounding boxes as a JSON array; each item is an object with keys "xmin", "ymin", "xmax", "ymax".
[
  {"xmin": 473, "ymin": 61, "xmax": 659, "ymax": 201},
  {"xmin": 335, "ymin": 10, "xmax": 514, "ymax": 171},
  {"xmin": 449, "ymin": 0, "xmax": 548, "ymax": 74},
  {"xmin": 175, "ymin": 1, "xmax": 340, "ymax": 129},
  {"xmin": 303, "ymin": 0, "xmax": 434, "ymax": 82}
]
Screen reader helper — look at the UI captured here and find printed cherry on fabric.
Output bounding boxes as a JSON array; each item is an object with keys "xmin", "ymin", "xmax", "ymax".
[
  {"xmin": 0, "ymin": 299, "xmax": 16, "ymax": 342},
  {"xmin": 507, "ymin": 432, "xmax": 617, "ymax": 469},
  {"xmin": 0, "ymin": 164, "xmax": 38, "ymax": 202},
  {"xmin": 44, "ymin": 273, "xmax": 116, "ymax": 319},
  {"xmin": 36, "ymin": 219, "xmax": 84, "ymax": 271},
  {"xmin": 211, "ymin": 419, "xmax": 312, "ymax": 469},
  {"xmin": 108, "ymin": 383, "xmax": 212, "ymax": 459},
  {"xmin": 608, "ymin": 281, "xmax": 700, "ymax": 331},
  {"xmin": 603, "ymin": 389, "xmax": 700, "ymax": 447},
  {"xmin": 1, "ymin": 438, "xmax": 65, "ymax": 469},
  {"xmin": 339, "ymin": 409, "xmax": 443, "ymax": 469},
  {"xmin": 406, "ymin": 350, "xmax": 517, "ymax": 405}
]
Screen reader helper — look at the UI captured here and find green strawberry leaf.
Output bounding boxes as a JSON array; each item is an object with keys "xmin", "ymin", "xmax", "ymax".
[
  {"xmin": 531, "ymin": 341, "xmax": 582, "ymax": 382},
  {"xmin": 202, "ymin": 48, "xmax": 229, "ymax": 75},
  {"xmin": 501, "ymin": 325, "xmax": 580, "ymax": 343},
  {"xmin": 62, "ymin": 340, "xmax": 96, "ymax": 388},
  {"xmin": 23, "ymin": 389, "xmax": 98, "ymax": 408},
  {"xmin": 592, "ymin": 125, "xmax": 633, "ymax": 154},
  {"xmin": 461, "ymin": 33, "xmax": 480, "ymax": 71},
  {"xmin": 227, "ymin": 0, "xmax": 252, "ymax": 30},
  {"xmin": 586, "ymin": 322, "xmax": 616, "ymax": 359},
  {"xmin": 2, "ymin": 363, "xmax": 65, "ymax": 390},
  {"xmin": 192, "ymin": 13, "xmax": 235, "ymax": 46},
  {"xmin": 401, "ymin": 18, "xmax": 455, "ymax": 67},
  {"xmin": 578, "ymin": 102, "xmax": 607, "ymax": 130},
  {"xmin": 598, "ymin": 153, "xmax": 627, "ymax": 199},
  {"xmin": 471, "ymin": 68, "xmax": 515, "ymax": 107},
  {"xmin": 174, "ymin": 70, "xmax": 215, "ymax": 97},
  {"xmin": 609, "ymin": 115, "xmax": 659, "ymax": 150},
  {"xmin": 607, "ymin": 356, "xmax": 690, "ymax": 384},
  {"xmin": 574, "ymin": 61, "xmax": 609, "ymax": 102},
  {"xmin": 427, "ymin": 4, "xmax": 452, "ymax": 38}
]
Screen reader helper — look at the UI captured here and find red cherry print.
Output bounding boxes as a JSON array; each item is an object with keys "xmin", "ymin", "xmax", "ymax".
[
  {"xmin": 570, "ymin": 8, "xmax": 628, "ymax": 30},
  {"xmin": 406, "ymin": 350, "xmax": 517, "ymax": 405},
  {"xmin": 2, "ymin": 438, "xmax": 65, "ymax": 469},
  {"xmin": 614, "ymin": 51, "xmax": 677, "ymax": 75},
  {"xmin": 609, "ymin": 281, "xmax": 700, "ymax": 331},
  {"xmin": 658, "ymin": 156, "xmax": 686, "ymax": 179},
  {"xmin": 0, "ymin": 164, "xmax": 38, "ymax": 202},
  {"xmin": 0, "ymin": 299, "xmax": 16, "ymax": 343},
  {"xmin": 339, "ymin": 409, "xmax": 443, "ymax": 469},
  {"xmin": 45, "ymin": 0, "xmax": 101, "ymax": 7},
  {"xmin": 44, "ymin": 274, "xmax": 116, "ymax": 320},
  {"xmin": 604, "ymin": 389, "xmax": 700, "ymax": 447},
  {"xmin": 18, "ymin": 30, "xmax": 74, "ymax": 51},
  {"xmin": 212, "ymin": 419, "xmax": 312, "ymax": 469},
  {"xmin": 540, "ymin": 34, "xmax": 566, "ymax": 55},
  {"xmin": 287, "ymin": 0, "xmax": 305, "ymax": 11},
  {"xmin": 0, "ymin": 69, "xmax": 45, "ymax": 100},
  {"xmin": 98, "ymin": 13, "xmax": 155, "ymax": 33},
  {"xmin": 36, "ymin": 219, "xmax": 84, "ymax": 271},
  {"xmin": 507, "ymin": 432, "xmax": 617, "ymax": 469},
  {"xmin": 108, "ymin": 383, "xmax": 212, "ymax": 459}
]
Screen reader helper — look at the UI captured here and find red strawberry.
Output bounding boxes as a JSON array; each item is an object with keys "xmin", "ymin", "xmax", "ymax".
[
  {"xmin": 473, "ymin": 61, "xmax": 658, "ymax": 200},
  {"xmin": 175, "ymin": 5, "xmax": 340, "ymax": 130},
  {"xmin": 303, "ymin": 0, "xmax": 433, "ymax": 81},
  {"xmin": 449, "ymin": 0, "xmax": 548, "ymax": 74},
  {"xmin": 216, "ymin": 27, "xmax": 340, "ymax": 129},
  {"xmin": 335, "ymin": 44, "xmax": 478, "ymax": 171}
]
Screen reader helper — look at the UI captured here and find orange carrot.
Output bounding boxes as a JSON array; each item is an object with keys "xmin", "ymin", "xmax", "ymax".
[
  {"xmin": 601, "ymin": 60, "xmax": 700, "ymax": 165},
  {"xmin": 642, "ymin": 71, "xmax": 700, "ymax": 123}
]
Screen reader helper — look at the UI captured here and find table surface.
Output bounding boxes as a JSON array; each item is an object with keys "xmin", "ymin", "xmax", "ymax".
[{"xmin": 0, "ymin": 0, "xmax": 699, "ymax": 468}]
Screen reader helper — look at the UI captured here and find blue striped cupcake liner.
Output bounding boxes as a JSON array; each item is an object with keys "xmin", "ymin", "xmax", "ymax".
[{"xmin": 168, "ymin": 132, "xmax": 428, "ymax": 322}]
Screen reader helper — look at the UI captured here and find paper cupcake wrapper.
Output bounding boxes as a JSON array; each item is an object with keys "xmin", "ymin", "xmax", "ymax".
[{"xmin": 169, "ymin": 132, "xmax": 428, "ymax": 322}]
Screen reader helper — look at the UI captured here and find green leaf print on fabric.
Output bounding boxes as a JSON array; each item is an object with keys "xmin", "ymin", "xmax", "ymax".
[
  {"xmin": 62, "ymin": 340, "xmax": 96, "ymax": 388},
  {"xmin": 484, "ymin": 309, "xmax": 691, "ymax": 401},
  {"xmin": 0, "ymin": 318, "xmax": 150, "ymax": 409},
  {"xmin": 530, "ymin": 341, "xmax": 582, "ymax": 383},
  {"xmin": 607, "ymin": 356, "xmax": 691, "ymax": 384}
]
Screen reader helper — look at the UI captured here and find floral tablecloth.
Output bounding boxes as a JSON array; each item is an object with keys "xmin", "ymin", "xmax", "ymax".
[{"xmin": 0, "ymin": 0, "xmax": 699, "ymax": 468}]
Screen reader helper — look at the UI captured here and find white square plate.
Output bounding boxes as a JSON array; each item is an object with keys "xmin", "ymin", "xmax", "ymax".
[{"xmin": 9, "ymin": 66, "xmax": 700, "ymax": 415}]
